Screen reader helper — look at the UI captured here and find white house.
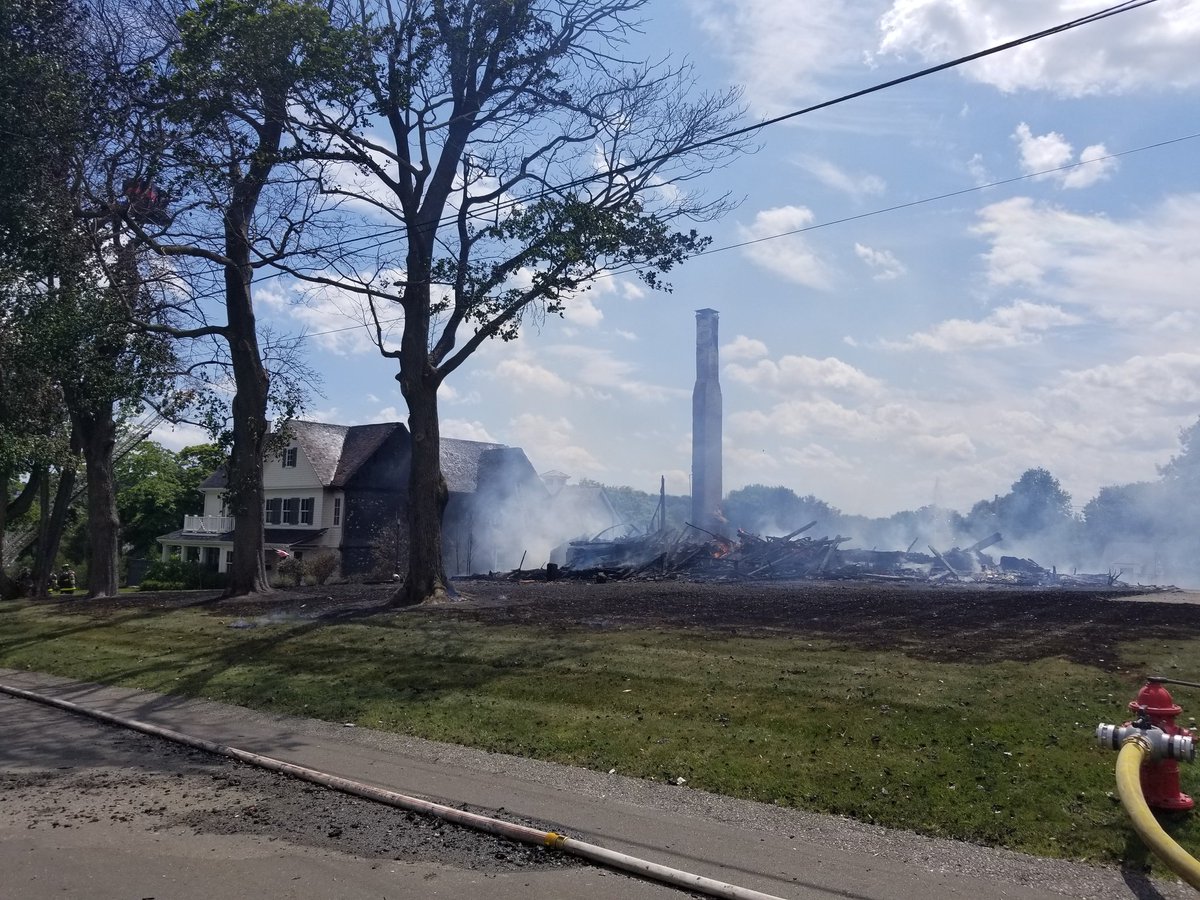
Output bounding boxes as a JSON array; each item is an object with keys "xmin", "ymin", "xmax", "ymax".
[{"xmin": 157, "ymin": 420, "xmax": 547, "ymax": 577}]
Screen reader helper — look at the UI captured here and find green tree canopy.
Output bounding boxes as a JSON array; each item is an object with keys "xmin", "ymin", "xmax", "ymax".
[{"xmin": 115, "ymin": 441, "xmax": 224, "ymax": 555}]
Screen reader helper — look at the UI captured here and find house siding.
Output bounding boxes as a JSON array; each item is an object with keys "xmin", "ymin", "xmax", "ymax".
[
  {"xmin": 159, "ymin": 420, "xmax": 550, "ymax": 582},
  {"xmin": 269, "ymin": 442, "xmax": 321, "ymax": 489},
  {"xmin": 341, "ymin": 428, "xmax": 410, "ymax": 576},
  {"xmin": 202, "ymin": 490, "xmax": 224, "ymax": 517}
]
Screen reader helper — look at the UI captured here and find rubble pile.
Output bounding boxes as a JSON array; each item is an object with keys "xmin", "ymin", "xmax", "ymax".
[{"xmin": 495, "ymin": 524, "xmax": 1123, "ymax": 587}]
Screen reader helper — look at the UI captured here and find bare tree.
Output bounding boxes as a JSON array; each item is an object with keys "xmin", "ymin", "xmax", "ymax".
[{"xmin": 290, "ymin": 0, "xmax": 747, "ymax": 604}]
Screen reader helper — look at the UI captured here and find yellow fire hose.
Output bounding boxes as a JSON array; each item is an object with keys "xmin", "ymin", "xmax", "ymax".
[{"xmin": 1115, "ymin": 737, "xmax": 1200, "ymax": 890}]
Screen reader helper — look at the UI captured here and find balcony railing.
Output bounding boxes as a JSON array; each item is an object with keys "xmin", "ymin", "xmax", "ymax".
[{"xmin": 182, "ymin": 515, "xmax": 234, "ymax": 534}]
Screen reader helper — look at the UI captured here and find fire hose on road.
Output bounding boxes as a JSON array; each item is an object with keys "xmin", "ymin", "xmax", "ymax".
[{"xmin": 0, "ymin": 682, "xmax": 790, "ymax": 900}]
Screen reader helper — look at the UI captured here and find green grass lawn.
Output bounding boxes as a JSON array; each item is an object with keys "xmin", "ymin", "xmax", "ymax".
[{"xmin": 1, "ymin": 597, "xmax": 1197, "ymax": 876}]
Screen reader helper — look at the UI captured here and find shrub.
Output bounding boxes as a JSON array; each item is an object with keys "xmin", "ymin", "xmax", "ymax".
[
  {"xmin": 274, "ymin": 555, "xmax": 304, "ymax": 587},
  {"xmin": 369, "ymin": 521, "xmax": 407, "ymax": 582},
  {"xmin": 305, "ymin": 551, "xmax": 339, "ymax": 586},
  {"xmin": 138, "ymin": 558, "xmax": 226, "ymax": 590}
]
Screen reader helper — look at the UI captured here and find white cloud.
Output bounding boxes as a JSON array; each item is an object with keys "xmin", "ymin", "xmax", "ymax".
[
  {"xmin": 547, "ymin": 271, "xmax": 646, "ymax": 329},
  {"xmin": 510, "ymin": 413, "xmax": 605, "ymax": 475},
  {"xmin": 794, "ymin": 156, "xmax": 886, "ymax": 199},
  {"xmin": 619, "ymin": 280, "xmax": 647, "ymax": 301},
  {"xmin": 908, "ymin": 432, "xmax": 977, "ymax": 461},
  {"xmin": 493, "ymin": 358, "xmax": 578, "ymax": 398},
  {"xmin": 150, "ymin": 422, "xmax": 212, "ymax": 452},
  {"xmin": 718, "ymin": 338, "xmax": 1200, "ymax": 517},
  {"xmin": 1013, "ymin": 122, "xmax": 1073, "ymax": 173},
  {"xmin": 966, "ymin": 153, "xmax": 990, "ymax": 185},
  {"xmin": 722, "ymin": 335, "xmax": 769, "ymax": 362},
  {"xmin": 779, "ymin": 443, "xmax": 857, "ymax": 473},
  {"xmin": 1062, "ymin": 143, "xmax": 1118, "ymax": 189},
  {"xmin": 738, "ymin": 206, "xmax": 833, "ymax": 289},
  {"xmin": 1046, "ymin": 353, "xmax": 1200, "ymax": 418},
  {"xmin": 973, "ymin": 194, "xmax": 1200, "ymax": 327},
  {"xmin": 304, "ymin": 406, "xmax": 343, "ymax": 423},
  {"xmin": 884, "ymin": 300, "xmax": 1082, "ymax": 352},
  {"xmin": 369, "ymin": 406, "xmax": 403, "ymax": 423},
  {"xmin": 547, "ymin": 346, "xmax": 683, "ymax": 402},
  {"xmin": 258, "ymin": 278, "xmax": 405, "ymax": 357},
  {"xmin": 562, "ymin": 293, "xmax": 604, "ymax": 327},
  {"xmin": 729, "ymin": 396, "xmax": 974, "ymax": 469},
  {"xmin": 725, "ymin": 354, "xmax": 884, "ymax": 397},
  {"xmin": 854, "ymin": 243, "xmax": 907, "ymax": 280},
  {"xmin": 688, "ymin": 1, "xmax": 882, "ymax": 113},
  {"xmin": 442, "ymin": 419, "xmax": 499, "ymax": 443},
  {"xmin": 878, "ymin": 0, "xmax": 1200, "ymax": 96},
  {"xmin": 1012, "ymin": 123, "xmax": 1117, "ymax": 189}
]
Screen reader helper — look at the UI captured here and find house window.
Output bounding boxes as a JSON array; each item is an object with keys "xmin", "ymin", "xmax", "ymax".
[
  {"xmin": 225, "ymin": 550, "xmax": 233, "ymax": 568},
  {"xmin": 283, "ymin": 497, "xmax": 299, "ymax": 525},
  {"xmin": 186, "ymin": 546, "xmax": 200, "ymax": 563},
  {"xmin": 282, "ymin": 447, "xmax": 297, "ymax": 468},
  {"xmin": 300, "ymin": 497, "xmax": 314, "ymax": 525},
  {"xmin": 265, "ymin": 498, "xmax": 282, "ymax": 525},
  {"xmin": 333, "ymin": 497, "xmax": 341, "ymax": 526}
]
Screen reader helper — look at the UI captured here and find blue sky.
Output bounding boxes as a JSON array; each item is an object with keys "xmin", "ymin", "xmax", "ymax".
[{"xmin": 155, "ymin": 0, "xmax": 1200, "ymax": 519}]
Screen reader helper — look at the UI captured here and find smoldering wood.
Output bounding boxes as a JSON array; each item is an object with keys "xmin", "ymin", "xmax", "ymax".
[
  {"xmin": 927, "ymin": 545, "xmax": 962, "ymax": 582},
  {"xmin": 464, "ymin": 525, "xmax": 1124, "ymax": 589}
]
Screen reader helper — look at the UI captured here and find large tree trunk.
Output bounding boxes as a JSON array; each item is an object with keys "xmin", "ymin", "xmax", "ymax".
[
  {"xmin": 394, "ymin": 282, "xmax": 450, "ymax": 606},
  {"xmin": 221, "ymin": 218, "xmax": 270, "ymax": 598},
  {"xmin": 396, "ymin": 369, "xmax": 450, "ymax": 606},
  {"xmin": 0, "ymin": 467, "xmax": 12, "ymax": 600},
  {"xmin": 76, "ymin": 403, "xmax": 120, "ymax": 598},
  {"xmin": 33, "ymin": 453, "xmax": 78, "ymax": 596}
]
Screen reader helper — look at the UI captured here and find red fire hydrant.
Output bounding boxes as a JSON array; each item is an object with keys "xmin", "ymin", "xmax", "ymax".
[{"xmin": 1128, "ymin": 679, "xmax": 1195, "ymax": 811}]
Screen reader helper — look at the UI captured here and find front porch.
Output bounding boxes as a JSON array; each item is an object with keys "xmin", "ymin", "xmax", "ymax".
[{"xmin": 157, "ymin": 521, "xmax": 331, "ymax": 574}]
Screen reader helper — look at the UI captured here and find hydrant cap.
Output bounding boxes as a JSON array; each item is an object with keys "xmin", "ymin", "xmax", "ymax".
[{"xmin": 1131, "ymin": 681, "xmax": 1183, "ymax": 717}]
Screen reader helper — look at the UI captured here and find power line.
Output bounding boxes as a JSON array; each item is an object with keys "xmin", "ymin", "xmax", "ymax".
[
  {"xmin": 290, "ymin": 128, "xmax": 1200, "ymax": 340},
  {"xmin": 682, "ymin": 131, "xmax": 1200, "ymax": 261},
  {"xmin": 250, "ymin": 0, "xmax": 1163, "ymax": 272}
]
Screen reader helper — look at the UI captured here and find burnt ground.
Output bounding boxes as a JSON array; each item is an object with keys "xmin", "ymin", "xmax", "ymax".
[{"xmin": 28, "ymin": 577, "xmax": 1200, "ymax": 670}]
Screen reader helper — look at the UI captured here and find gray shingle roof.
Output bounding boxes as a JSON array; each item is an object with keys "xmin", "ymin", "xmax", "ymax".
[
  {"xmin": 441, "ymin": 438, "xmax": 506, "ymax": 493},
  {"xmin": 198, "ymin": 421, "xmax": 522, "ymax": 494},
  {"xmin": 200, "ymin": 420, "xmax": 402, "ymax": 490},
  {"xmin": 286, "ymin": 421, "xmax": 352, "ymax": 484},
  {"xmin": 331, "ymin": 422, "xmax": 403, "ymax": 486}
]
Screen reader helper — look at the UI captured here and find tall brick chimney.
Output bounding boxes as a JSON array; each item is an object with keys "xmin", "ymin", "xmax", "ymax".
[{"xmin": 691, "ymin": 309, "xmax": 723, "ymax": 533}]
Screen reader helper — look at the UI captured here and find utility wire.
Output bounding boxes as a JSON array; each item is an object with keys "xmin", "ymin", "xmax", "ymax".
[
  {"xmin": 243, "ymin": 0, "xmax": 1163, "ymax": 270},
  {"xmin": 290, "ymin": 128, "xmax": 1200, "ymax": 340},
  {"xmin": 672, "ymin": 131, "xmax": 1200, "ymax": 262}
]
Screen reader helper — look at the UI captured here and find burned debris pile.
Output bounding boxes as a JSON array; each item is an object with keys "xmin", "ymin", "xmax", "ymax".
[{"xmin": 493, "ymin": 524, "xmax": 1123, "ymax": 587}]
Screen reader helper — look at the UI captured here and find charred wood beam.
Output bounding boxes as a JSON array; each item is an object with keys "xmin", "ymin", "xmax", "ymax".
[
  {"xmin": 928, "ymin": 545, "xmax": 962, "ymax": 582},
  {"xmin": 964, "ymin": 532, "xmax": 1003, "ymax": 554},
  {"xmin": 780, "ymin": 521, "xmax": 818, "ymax": 541}
]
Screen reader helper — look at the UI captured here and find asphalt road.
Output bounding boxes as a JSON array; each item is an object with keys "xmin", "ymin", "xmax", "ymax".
[{"xmin": 0, "ymin": 668, "xmax": 1190, "ymax": 900}]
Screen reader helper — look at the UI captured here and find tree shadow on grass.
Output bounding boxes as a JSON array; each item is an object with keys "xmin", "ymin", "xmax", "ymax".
[
  {"xmin": 0, "ymin": 593, "xmax": 224, "ymax": 657},
  {"xmin": 66, "ymin": 603, "xmax": 577, "ymax": 734}
]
